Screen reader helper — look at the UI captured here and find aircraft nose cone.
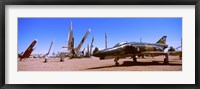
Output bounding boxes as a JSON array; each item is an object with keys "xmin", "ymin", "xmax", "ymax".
[{"xmin": 34, "ymin": 39, "xmax": 38, "ymax": 41}]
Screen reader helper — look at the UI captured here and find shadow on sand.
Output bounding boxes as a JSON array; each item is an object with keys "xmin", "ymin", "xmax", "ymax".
[{"xmin": 86, "ymin": 61, "xmax": 182, "ymax": 70}]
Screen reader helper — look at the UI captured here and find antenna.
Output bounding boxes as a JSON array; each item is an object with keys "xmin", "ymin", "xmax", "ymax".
[
  {"xmin": 105, "ymin": 32, "xmax": 107, "ymax": 49},
  {"xmin": 70, "ymin": 21, "xmax": 72, "ymax": 30},
  {"xmin": 90, "ymin": 36, "xmax": 94, "ymax": 55},
  {"xmin": 181, "ymin": 38, "xmax": 182, "ymax": 51}
]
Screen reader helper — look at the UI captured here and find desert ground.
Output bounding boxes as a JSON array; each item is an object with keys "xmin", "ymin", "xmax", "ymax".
[{"xmin": 18, "ymin": 56, "xmax": 182, "ymax": 71}]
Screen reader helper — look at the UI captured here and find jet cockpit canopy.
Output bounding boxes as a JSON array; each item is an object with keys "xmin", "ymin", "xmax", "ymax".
[{"xmin": 113, "ymin": 41, "xmax": 129, "ymax": 47}]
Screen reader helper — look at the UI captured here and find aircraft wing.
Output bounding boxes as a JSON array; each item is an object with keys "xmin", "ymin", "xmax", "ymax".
[
  {"xmin": 138, "ymin": 51, "xmax": 168, "ymax": 56},
  {"xmin": 168, "ymin": 51, "xmax": 182, "ymax": 56}
]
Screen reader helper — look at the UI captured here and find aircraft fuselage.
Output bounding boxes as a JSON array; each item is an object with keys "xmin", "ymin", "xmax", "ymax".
[
  {"xmin": 93, "ymin": 42, "xmax": 168, "ymax": 59},
  {"xmin": 19, "ymin": 39, "xmax": 37, "ymax": 61}
]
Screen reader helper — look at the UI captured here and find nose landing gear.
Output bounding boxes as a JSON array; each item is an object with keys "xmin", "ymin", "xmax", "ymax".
[{"xmin": 114, "ymin": 57, "xmax": 119, "ymax": 66}]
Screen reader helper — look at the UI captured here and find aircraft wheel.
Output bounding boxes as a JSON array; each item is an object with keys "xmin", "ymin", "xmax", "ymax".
[
  {"xmin": 115, "ymin": 62, "xmax": 119, "ymax": 66},
  {"xmin": 60, "ymin": 60, "xmax": 64, "ymax": 62},
  {"xmin": 100, "ymin": 57, "xmax": 105, "ymax": 60},
  {"xmin": 179, "ymin": 55, "xmax": 182, "ymax": 60},
  {"xmin": 163, "ymin": 58, "xmax": 169, "ymax": 64},
  {"xmin": 69, "ymin": 56, "xmax": 73, "ymax": 59},
  {"xmin": 43, "ymin": 59, "xmax": 47, "ymax": 63},
  {"xmin": 133, "ymin": 56, "xmax": 137, "ymax": 62},
  {"xmin": 60, "ymin": 58, "xmax": 64, "ymax": 62}
]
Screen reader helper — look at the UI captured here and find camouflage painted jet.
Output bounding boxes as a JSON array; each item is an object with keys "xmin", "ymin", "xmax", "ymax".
[
  {"xmin": 61, "ymin": 22, "xmax": 91, "ymax": 59},
  {"xmin": 168, "ymin": 46, "xmax": 182, "ymax": 59},
  {"xmin": 18, "ymin": 39, "xmax": 37, "ymax": 61},
  {"xmin": 93, "ymin": 36, "xmax": 169, "ymax": 65}
]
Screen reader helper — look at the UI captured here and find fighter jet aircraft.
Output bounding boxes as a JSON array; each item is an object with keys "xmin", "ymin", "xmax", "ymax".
[
  {"xmin": 18, "ymin": 39, "xmax": 37, "ymax": 61},
  {"xmin": 43, "ymin": 39, "xmax": 54, "ymax": 63},
  {"xmin": 168, "ymin": 46, "xmax": 182, "ymax": 59},
  {"xmin": 93, "ymin": 36, "xmax": 169, "ymax": 65},
  {"xmin": 61, "ymin": 22, "xmax": 91, "ymax": 59},
  {"xmin": 84, "ymin": 36, "xmax": 94, "ymax": 57}
]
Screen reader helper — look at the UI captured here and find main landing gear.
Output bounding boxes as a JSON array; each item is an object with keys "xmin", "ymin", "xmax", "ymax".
[
  {"xmin": 100, "ymin": 57, "xmax": 105, "ymax": 60},
  {"xmin": 60, "ymin": 57, "xmax": 64, "ymax": 62},
  {"xmin": 132, "ymin": 55, "xmax": 137, "ymax": 62},
  {"xmin": 114, "ymin": 57, "xmax": 119, "ymax": 66},
  {"xmin": 163, "ymin": 54, "xmax": 169, "ymax": 64},
  {"xmin": 114, "ymin": 55, "xmax": 137, "ymax": 66},
  {"xmin": 113, "ymin": 54, "xmax": 169, "ymax": 66},
  {"xmin": 43, "ymin": 58, "xmax": 47, "ymax": 63},
  {"xmin": 43, "ymin": 56, "xmax": 48, "ymax": 63}
]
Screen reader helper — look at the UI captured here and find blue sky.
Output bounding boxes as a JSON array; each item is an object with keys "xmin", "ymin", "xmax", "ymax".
[{"xmin": 18, "ymin": 18, "xmax": 182, "ymax": 54}]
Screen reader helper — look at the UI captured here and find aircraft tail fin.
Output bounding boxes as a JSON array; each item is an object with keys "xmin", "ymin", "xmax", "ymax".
[
  {"xmin": 18, "ymin": 52, "xmax": 23, "ymax": 59},
  {"xmin": 46, "ymin": 39, "xmax": 54, "ymax": 56},
  {"xmin": 67, "ymin": 21, "xmax": 74, "ymax": 50},
  {"xmin": 156, "ymin": 36, "xmax": 167, "ymax": 44},
  {"xmin": 75, "ymin": 29, "xmax": 91, "ymax": 52},
  {"xmin": 85, "ymin": 43, "xmax": 90, "ymax": 56},
  {"xmin": 90, "ymin": 36, "xmax": 94, "ymax": 55}
]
